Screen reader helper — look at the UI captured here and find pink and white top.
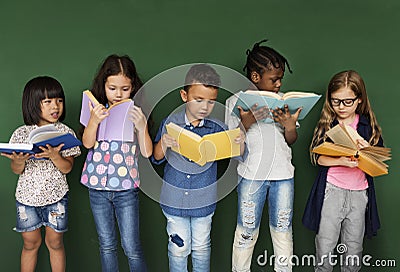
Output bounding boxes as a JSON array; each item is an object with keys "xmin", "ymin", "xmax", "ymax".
[{"xmin": 327, "ymin": 114, "xmax": 368, "ymax": 190}]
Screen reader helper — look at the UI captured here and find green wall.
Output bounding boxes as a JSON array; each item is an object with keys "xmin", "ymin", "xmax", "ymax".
[{"xmin": 0, "ymin": 0, "xmax": 399, "ymax": 271}]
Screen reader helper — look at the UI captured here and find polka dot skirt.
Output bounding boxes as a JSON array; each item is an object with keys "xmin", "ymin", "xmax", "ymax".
[{"xmin": 80, "ymin": 141, "xmax": 139, "ymax": 190}]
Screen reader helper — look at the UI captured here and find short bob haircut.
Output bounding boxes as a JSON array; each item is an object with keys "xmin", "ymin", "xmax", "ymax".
[{"xmin": 22, "ymin": 76, "xmax": 66, "ymax": 125}]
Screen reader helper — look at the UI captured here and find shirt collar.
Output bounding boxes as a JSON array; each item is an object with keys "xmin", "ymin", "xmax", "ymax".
[
  {"xmin": 184, "ymin": 114, "xmax": 205, "ymax": 127},
  {"xmin": 169, "ymin": 110, "xmax": 212, "ymax": 128}
]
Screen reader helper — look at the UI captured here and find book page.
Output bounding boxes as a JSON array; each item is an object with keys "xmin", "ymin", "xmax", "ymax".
[
  {"xmin": 232, "ymin": 91, "xmax": 276, "ymax": 117},
  {"xmin": 325, "ymin": 124, "xmax": 358, "ymax": 149},
  {"xmin": 166, "ymin": 122, "xmax": 202, "ymax": 141},
  {"xmin": 343, "ymin": 125, "xmax": 363, "ymax": 142},
  {"xmin": 282, "ymin": 91, "xmax": 319, "ymax": 100},
  {"xmin": 107, "ymin": 98, "xmax": 132, "ymax": 111},
  {"xmin": 166, "ymin": 122, "xmax": 203, "ymax": 164},
  {"xmin": 245, "ymin": 90, "xmax": 281, "ymax": 99},
  {"xmin": 202, "ymin": 128, "xmax": 240, "ymax": 162},
  {"xmin": 83, "ymin": 90, "xmax": 100, "ymax": 106},
  {"xmin": 31, "ymin": 133, "xmax": 81, "ymax": 153},
  {"xmin": 166, "ymin": 123, "xmax": 240, "ymax": 166},
  {"xmin": 312, "ymin": 142, "xmax": 357, "ymax": 157},
  {"xmin": 0, "ymin": 143, "xmax": 34, "ymax": 154},
  {"xmin": 28, "ymin": 124, "xmax": 60, "ymax": 143},
  {"xmin": 30, "ymin": 131, "xmax": 66, "ymax": 144},
  {"xmin": 361, "ymin": 146, "xmax": 391, "ymax": 161},
  {"xmin": 273, "ymin": 94, "xmax": 321, "ymax": 120},
  {"xmin": 357, "ymin": 151, "xmax": 388, "ymax": 177}
]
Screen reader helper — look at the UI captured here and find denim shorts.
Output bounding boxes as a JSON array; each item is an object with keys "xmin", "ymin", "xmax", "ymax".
[{"xmin": 14, "ymin": 194, "xmax": 68, "ymax": 233}]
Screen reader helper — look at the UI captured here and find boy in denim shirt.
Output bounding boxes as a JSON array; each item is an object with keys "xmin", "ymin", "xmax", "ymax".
[{"xmin": 151, "ymin": 64, "xmax": 245, "ymax": 272}]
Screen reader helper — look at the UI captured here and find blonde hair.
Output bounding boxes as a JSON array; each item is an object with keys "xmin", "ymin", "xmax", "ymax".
[{"xmin": 310, "ymin": 70, "xmax": 382, "ymax": 164}]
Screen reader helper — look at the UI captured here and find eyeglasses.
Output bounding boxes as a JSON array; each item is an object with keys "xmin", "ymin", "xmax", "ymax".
[{"xmin": 330, "ymin": 97, "xmax": 359, "ymax": 107}]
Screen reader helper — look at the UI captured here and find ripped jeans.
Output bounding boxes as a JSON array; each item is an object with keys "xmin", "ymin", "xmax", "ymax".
[
  {"xmin": 232, "ymin": 177, "xmax": 294, "ymax": 272},
  {"xmin": 163, "ymin": 211, "xmax": 214, "ymax": 272},
  {"xmin": 15, "ymin": 193, "xmax": 68, "ymax": 233}
]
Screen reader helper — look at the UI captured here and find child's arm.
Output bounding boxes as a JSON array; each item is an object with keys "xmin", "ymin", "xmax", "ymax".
[
  {"xmin": 153, "ymin": 133, "xmax": 177, "ymax": 161},
  {"xmin": 1, "ymin": 152, "xmax": 31, "ymax": 174},
  {"xmin": 34, "ymin": 144, "xmax": 75, "ymax": 174},
  {"xmin": 130, "ymin": 105, "xmax": 153, "ymax": 158},
  {"xmin": 317, "ymin": 155, "xmax": 359, "ymax": 168},
  {"xmin": 317, "ymin": 134, "xmax": 371, "ymax": 168},
  {"xmin": 82, "ymin": 103, "xmax": 109, "ymax": 148},
  {"xmin": 235, "ymin": 130, "xmax": 246, "ymax": 156},
  {"xmin": 271, "ymin": 105, "xmax": 302, "ymax": 145}
]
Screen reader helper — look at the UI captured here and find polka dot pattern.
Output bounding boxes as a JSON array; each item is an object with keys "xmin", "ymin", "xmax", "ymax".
[{"xmin": 80, "ymin": 140, "xmax": 139, "ymax": 191}]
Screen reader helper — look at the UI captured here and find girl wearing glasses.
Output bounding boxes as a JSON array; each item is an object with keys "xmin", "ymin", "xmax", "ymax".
[{"xmin": 302, "ymin": 70, "xmax": 385, "ymax": 271}]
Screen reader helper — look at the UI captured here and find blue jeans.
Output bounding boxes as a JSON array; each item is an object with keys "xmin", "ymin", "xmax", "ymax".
[
  {"xmin": 232, "ymin": 177, "xmax": 294, "ymax": 272},
  {"xmin": 163, "ymin": 211, "xmax": 214, "ymax": 272},
  {"xmin": 15, "ymin": 193, "xmax": 68, "ymax": 233},
  {"xmin": 89, "ymin": 188, "xmax": 147, "ymax": 272}
]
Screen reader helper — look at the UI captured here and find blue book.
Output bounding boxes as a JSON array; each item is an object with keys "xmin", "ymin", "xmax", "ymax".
[
  {"xmin": 232, "ymin": 90, "xmax": 322, "ymax": 123},
  {"xmin": 0, "ymin": 124, "xmax": 82, "ymax": 154}
]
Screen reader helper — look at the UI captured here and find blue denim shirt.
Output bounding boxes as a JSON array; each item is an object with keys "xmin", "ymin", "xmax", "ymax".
[{"xmin": 151, "ymin": 110, "xmax": 234, "ymax": 217}]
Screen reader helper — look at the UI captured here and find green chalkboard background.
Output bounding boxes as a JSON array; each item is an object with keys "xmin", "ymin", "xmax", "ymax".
[{"xmin": 0, "ymin": 0, "xmax": 398, "ymax": 271}]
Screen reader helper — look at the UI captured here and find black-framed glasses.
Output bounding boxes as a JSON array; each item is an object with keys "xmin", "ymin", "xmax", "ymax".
[{"xmin": 330, "ymin": 97, "xmax": 359, "ymax": 107}]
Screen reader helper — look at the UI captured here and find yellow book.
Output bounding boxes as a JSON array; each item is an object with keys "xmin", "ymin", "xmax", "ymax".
[
  {"xmin": 312, "ymin": 124, "xmax": 391, "ymax": 177},
  {"xmin": 166, "ymin": 122, "xmax": 241, "ymax": 166}
]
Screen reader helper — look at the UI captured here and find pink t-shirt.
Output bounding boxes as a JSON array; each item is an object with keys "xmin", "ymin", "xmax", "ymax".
[{"xmin": 327, "ymin": 114, "xmax": 368, "ymax": 190}]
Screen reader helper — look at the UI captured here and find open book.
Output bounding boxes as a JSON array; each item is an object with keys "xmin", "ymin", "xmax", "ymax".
[
  {"xmin": 312, "ymin": 124, "xmax": 391, "ymax": 177},
  {"xmin": 0, "ymin": 124, "xmax": 82, "ymax": 154},
  {"xmin": 166, "ymin": 122, "xmax": 241, "ymax": 166},
  {"xmin": 232, "ymin": 90, "xmax": 321, "ymax": 123},
  {"xmin": 79, "ymin": 90, "xmax": 135, "ymax": 141}
]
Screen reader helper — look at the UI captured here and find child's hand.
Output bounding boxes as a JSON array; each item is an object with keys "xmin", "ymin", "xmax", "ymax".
[
  {"xmin": 2, "ymin": 152, "xmax": 32, "ymax": 175},
  {"xmin": 238, "ymin": 104, "xmax": 270, "ymax": 130},
  {"xmin": 234, "ymin": 130, "xmax": 246, "ymax": 145},
  {"xmin": 1, "ymin": 152, "xmax": 31, "ymax": 162},
  {"xmin": 161, "ymin": 133, "xmax": 178, "ymax": 151},
  {"xmin": 129, "ymin": 105, "xmax": 147, "ymax": 132},
  {"xmin": 339, "ymin": 156, "xmax": 359, "ymax": 168},
  {"xmin": 235, "ymin": 130, "xmax": 246, "ymax": 156},
  {"xmin": 34, "ymin": 144, "xmax": 64, "ymax": 160},
  {"xmin": 89, "ymin": 102, "xmax": 109, "ymax": 125},
  {"xmin": 271, "ymin": 105, "xmax": 302, "ymax": 129},
  {"xmin": 356, "ymin": 138, "xmax": 370, "ymax": 149}
]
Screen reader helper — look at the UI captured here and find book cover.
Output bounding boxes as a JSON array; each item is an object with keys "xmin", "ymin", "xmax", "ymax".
[
  {"xmin": 79, "ymin": 90, "xmax": 135, "ymax": 141},
  {"xmin": 312, "ymin": 124, "xmax": 391, "ymax": 177},
  {"xmin": 0, "ymin": 143, "xmax": 34, "ymax": 154},
  {"xmin": 232, "ymin": 90, "xmax": 321, "ymax": 123},
  {"xmin": 166, "ymin": 122, "xmax": 241, "ymax": 166},
  {"xmin": 0, "ymin": 124, "xmax": 82, "ymax": 154}
]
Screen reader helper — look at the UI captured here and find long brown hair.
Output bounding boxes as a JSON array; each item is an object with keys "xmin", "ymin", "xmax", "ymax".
[{"xmin": 310, "ymin": 70, "xmax": 382, "ymax": 164}]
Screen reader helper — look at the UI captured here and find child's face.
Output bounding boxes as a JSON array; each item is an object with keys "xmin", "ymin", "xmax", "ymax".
[
  {"xmin": 38, "ymin": 97, "xmax": 64, "ymax": 126},
  {"xmin": 330, "ymin": 87, "xmax": 361, "ymax": 122},
  {"xmin": 105, "ymin": 74, "xmax": 133, "ymax": 105},
  {"xmin": 180, "ymin": 84, "xmax": 218, "ymax": 125},
  {"xmin": 252, "ymin": 67, "xmax": 284, "ymax": 93}
]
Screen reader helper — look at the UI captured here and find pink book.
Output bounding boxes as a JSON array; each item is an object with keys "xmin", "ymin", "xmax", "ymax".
[{"xmin": 79, "ymin": 90, "xmax": 135, "ymax": 142}]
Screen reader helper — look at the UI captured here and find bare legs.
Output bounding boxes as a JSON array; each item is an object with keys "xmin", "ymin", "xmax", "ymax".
[{"xmin": 21, "ymin": 227, "xmax": 65, "ymax": 272}]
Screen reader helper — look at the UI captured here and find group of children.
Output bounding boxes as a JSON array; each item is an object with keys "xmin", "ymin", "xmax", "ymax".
[{"xmin": 1, "ymin": 40, "xmax": 386, "ymax": 272}]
